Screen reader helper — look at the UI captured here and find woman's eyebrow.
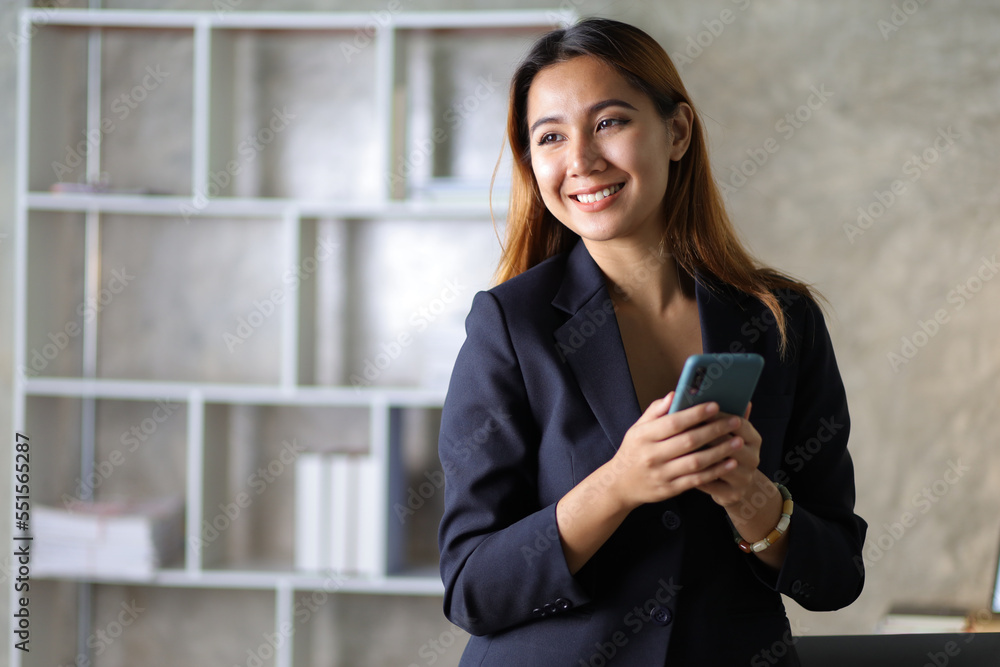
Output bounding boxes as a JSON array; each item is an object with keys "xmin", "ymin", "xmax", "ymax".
[{"xmin": 529, "ymin": 98, "xmax": 639, "ymax": 135}]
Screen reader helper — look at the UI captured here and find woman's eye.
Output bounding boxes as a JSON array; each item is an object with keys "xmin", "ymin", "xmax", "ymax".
[
  {"xmin": 537, "ymin": 132, "xmax": 562, "ymax": 146},
  {"xmin": 597, "ymin": 118, "xmax": 627, "ymax": 131}
]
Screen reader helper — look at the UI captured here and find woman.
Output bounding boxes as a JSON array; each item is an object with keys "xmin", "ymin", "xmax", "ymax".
[{"xmin": 437, "ymin": 18, "xmax": 866, "ymax": 666}]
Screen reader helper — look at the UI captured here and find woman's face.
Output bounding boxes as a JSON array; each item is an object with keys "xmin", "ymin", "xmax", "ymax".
[{"xmin": 525, "ymin": 55, "xmax": 690, "ymax": 248}]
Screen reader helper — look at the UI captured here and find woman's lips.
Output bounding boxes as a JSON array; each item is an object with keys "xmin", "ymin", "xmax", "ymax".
[{"xmin": 569, "ymin": 182, "xmax": 625, "ymax": 211}]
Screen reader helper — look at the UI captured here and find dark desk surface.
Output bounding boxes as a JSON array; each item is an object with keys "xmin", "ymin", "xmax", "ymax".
[{"xmin": 796, "ymin": 633, "xmax": 1000, "ymax": 666}]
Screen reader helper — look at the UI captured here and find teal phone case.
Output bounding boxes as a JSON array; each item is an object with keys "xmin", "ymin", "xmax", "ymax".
[{"xmin": 667, "ymin": 353, "xmax": 765, "ymax": 415}]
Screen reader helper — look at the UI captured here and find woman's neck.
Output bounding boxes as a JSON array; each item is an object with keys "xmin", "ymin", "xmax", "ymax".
[{"xmin": 583, "ymin": 237, "xmax": 687, "ymax": 314}]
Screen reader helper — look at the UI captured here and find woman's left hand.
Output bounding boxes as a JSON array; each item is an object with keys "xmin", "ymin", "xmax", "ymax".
[
  {"xmin": 697, "ymin": 403, "xmax": 790, "ymax": 569},
  {"xmin": 695, "ymin": 403, "xmax": 764, "ymax": 510}
]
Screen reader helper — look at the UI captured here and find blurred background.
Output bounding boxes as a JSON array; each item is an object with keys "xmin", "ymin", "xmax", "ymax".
[{"xmin": 1, "ymin": 0, "xmax": 999, "ymax": 665}]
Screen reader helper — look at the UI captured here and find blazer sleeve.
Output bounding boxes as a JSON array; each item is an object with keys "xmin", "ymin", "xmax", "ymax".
[
  {"xmin": 744, "ymin": 298, "xmax": 868, "ymax": 610},
  {"xmin": 438, "ymin": 291, "xmax": 593, "ymax": 636}
]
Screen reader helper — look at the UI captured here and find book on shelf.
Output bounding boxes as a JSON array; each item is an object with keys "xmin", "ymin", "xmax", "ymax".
[
  {"xmin": 33, "ymin": 495, "xmax": 185, "ymax": 581},
  {"xmin": 295, "ymin": 451, "xmax": 382, "ymax": 577}
]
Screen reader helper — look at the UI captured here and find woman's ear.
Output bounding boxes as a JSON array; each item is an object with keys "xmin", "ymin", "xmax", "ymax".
[{"xmin": 668, "ymin": 102, "xmax": 695, "ymax": 162}]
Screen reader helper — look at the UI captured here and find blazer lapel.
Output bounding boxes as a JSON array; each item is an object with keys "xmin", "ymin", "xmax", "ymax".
[
  {"xmin": 552, "ymin": 243, "xmax": 755, "ymax": 454},
  {"xmin": 552, "ymin": 241, "xmax": 641, "ymax": 455}
]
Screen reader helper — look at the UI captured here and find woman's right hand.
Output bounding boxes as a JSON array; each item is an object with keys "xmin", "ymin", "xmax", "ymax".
[
  {"xmin": 605, "ymin": 392, "xmax": 744, "ymax": 511},
  {"xmin": 555, "ymin": 392, "xmax": 742, "ymax": 574}
]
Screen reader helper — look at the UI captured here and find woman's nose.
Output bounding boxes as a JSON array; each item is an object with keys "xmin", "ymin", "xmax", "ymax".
[{"xmin": 568, "ymin": 136, "xmax": 606, "ymax": 177}]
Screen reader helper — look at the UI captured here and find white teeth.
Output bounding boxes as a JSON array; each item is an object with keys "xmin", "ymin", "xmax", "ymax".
[{"xmin": 576, "ymin": 183, "xmax": 621, "ymax": 204}]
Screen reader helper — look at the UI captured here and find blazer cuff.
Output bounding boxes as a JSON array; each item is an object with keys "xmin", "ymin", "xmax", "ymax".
[
  {"xmin": 444, "ymin": 502, "xmax": 594, "ymax": 635},
  {"xmin": 741, "ymin": 503, "xmax": 865, "ymax": 611}
]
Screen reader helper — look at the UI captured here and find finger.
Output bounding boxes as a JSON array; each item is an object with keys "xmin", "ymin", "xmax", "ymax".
[
  {"xmin": 727, "ymin": 417, "xmax": 762, "ymax": 449},
  {"xmin": 672, "ymin": 456, "xmax": 739, "ymax": 492},
  {"xmin": 643, "ymin": 400, "xmax": 722, "ymax": 442},
  {"xmin": 636, "ymin": 391, "xmax": 675, "ymax": 424},
  {"xmin": 696, "ymin": 477, "xmax": 734, "ymax": 497},
  {"xmin": 744, "ymin": 401, "xmax": 752, "ymax": 420},
  {"xmin": 664, "ymin": 414, "xmax": 743, "ymax": 455},
  {"xmin": 663, "ymin": 432, "xmax": 742, "ymax": 478}
]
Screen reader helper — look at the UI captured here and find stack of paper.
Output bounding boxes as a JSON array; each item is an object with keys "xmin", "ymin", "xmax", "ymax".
[
  {"xmin": 295, "ymin": 452, "xmax": 383, "ymax": 577},
  {"xmin": 876, "ymin": 604, "xmax": 970, "ymax": 634},
  {"xmin": 33, "ymin": 496, "xmax": 185, "ymax": 580}
]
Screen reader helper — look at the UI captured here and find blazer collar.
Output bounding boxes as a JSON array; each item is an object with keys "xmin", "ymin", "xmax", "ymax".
[{"xmin": 552, "ymin": 240, "xmax": 750, "ymax": 454}]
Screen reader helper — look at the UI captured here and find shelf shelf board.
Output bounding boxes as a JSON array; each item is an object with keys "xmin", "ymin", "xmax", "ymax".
[
  {"xmin": 25, "ymin": 192, "xmax": 506, "ymax": 221},
  {"xmin": 36, "ymin": 567, "xmax": 444, "ymax": 595},
  {"xmin": 23, "ymin": 8, "xmax": 574, "ymax": 31},
  {"xmin": 23, "ymin": 376, "xmax": 446, "ymax": 407}
]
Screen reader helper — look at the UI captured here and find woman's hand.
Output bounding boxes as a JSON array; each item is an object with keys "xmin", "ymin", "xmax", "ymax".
[
  {"xmin": 695, "ymin": 402, "xmax": 764, "ymax": 509},
  {"xmin": 605, "ymin": 392, "xmax": 745, "ymax": 513},
  {"xmin": 556, "ymin": 391, "xmax": 741, "ymax": 573},
  {"xmin": 695, "ymin": 404, "xmax": 790, "ymax": 570}
]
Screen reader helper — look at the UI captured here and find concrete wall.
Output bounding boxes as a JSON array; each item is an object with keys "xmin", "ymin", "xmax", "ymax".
[{"xmin": 1, "ymin": 0, "xmax": 999, "ymax": 665}]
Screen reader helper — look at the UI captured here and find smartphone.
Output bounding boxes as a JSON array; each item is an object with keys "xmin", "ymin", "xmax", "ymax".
[{"xmin": 667, "ymin": 353, "xmax": 764, "ymax": 416}]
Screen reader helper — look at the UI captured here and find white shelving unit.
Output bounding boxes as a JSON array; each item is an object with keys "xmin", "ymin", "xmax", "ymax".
[{"xmin": 11, "ymin": 8, "xmax": 574, "ymax": 667}]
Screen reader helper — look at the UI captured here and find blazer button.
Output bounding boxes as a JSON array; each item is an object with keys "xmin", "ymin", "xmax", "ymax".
[
  {"xmin": 543, "ymin": 603, "xmax": 556, "ymax": 615},
  {"xmin": 650, "ymin": 605, "xmax": 673, "ymax": 626},
  {"xmin": 532, "ymin": 607, "xmax": 544, "ymax": 618},
  {"xmin": 661, "ymin": 510, "xmax": 682, "ymax": 530},
  {"xmin": 555, "ymin": 597, "xmax": 573, "ymax": 611}
]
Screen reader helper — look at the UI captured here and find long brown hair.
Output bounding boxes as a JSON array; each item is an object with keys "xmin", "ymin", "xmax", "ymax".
[{"xmin": 494, "ymin": 18, "xmax": 816, "ymax": 355}]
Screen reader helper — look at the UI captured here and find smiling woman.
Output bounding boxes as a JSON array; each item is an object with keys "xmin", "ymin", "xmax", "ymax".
[{"xmin": 438, "ymin": 17, "xmax": 867, "ymax": 667}]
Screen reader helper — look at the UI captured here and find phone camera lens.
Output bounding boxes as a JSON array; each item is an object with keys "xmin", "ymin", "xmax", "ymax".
[{"xmin": 690, "ymin": 367, "xmax": 706, "ymax": 396}]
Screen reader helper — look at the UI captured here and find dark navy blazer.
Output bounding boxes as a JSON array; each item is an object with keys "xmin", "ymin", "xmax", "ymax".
[{"xmin": 438, "ymin": 239, "xmax": 867, "ymax": 666}]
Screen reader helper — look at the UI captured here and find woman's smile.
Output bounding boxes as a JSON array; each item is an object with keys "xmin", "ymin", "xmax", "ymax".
[{"xmin": 568, "ymin": 182, "xmax": 626, "ymax": 209}]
